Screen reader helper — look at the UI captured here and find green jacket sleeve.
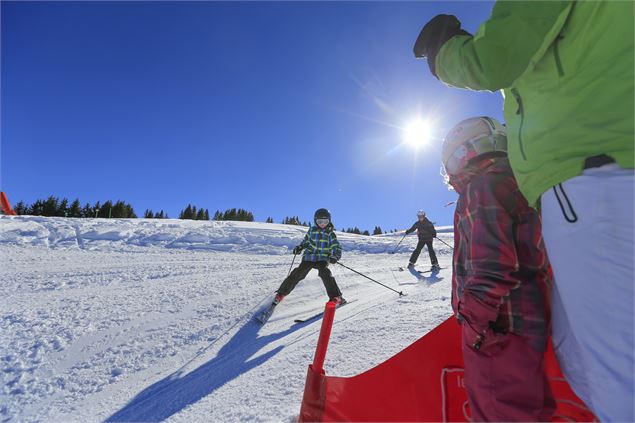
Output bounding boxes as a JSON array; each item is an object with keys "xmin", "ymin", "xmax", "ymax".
[{"xmin": 435, "ymin": 1, "xmax": 573, "ymax": 91}]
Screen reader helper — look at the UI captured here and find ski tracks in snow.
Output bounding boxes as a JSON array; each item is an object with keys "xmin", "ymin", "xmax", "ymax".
[{"xmin": 0, "ymin": 216, "xmax": 454, "ymax": 422}]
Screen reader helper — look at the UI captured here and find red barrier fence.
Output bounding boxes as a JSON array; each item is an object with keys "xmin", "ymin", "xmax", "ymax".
[
  {"xmin": 0, "ymin": 192, "xmax": 17, "ymax": 215},
  {"xmin": 299, "ymin": 314, "xmax": 596, "ymax": 422}
]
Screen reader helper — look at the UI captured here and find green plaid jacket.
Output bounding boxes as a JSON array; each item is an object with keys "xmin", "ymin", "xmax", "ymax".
[{"xmin": 299, "ymin": 225, "xmax": 342, "ymax": 262}]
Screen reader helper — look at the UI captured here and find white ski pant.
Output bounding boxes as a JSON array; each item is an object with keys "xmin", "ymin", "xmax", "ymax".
[{"xmin": 541, "ymin": 163, "xmax": 634, "ymax": 422}]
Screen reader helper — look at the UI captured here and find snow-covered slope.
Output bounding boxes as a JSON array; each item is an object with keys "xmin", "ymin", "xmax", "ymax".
[{"xmin": 0, "ymin": 216, "xmax": 454, "ymax": 422}]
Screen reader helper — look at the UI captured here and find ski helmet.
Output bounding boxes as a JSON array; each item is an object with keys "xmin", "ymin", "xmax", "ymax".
[
  {"xmin": 441, "ymin": 117, "xmax": 507, "ymax": 177},
  {"xmin": 314, "ymin": 208, "xmax": 331, "ymax": 226},
  {"xmin": 417, "ymin": 210, "xmax": 426, "ymax": 218}
]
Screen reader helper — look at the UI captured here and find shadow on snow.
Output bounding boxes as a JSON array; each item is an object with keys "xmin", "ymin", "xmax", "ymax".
[{"xmin": 107, "ymin": 319, "xmax": 303, "ymax": 422}]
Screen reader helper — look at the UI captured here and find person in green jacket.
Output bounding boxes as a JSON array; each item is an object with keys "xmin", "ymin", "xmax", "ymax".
[{"xmin": 413, "ymin": 2, "xmax": 634, "ymax": 422}]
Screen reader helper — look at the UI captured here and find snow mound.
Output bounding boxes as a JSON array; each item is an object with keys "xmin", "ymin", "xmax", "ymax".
[{"xmin": 0, "ymin": 216, "xmax": 450, "ymax": 255}]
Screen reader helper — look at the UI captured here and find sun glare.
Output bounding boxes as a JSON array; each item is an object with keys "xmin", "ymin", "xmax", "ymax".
[{"xmin": 403, "ymin": 119, "xmax": 432, "ymax": 148}]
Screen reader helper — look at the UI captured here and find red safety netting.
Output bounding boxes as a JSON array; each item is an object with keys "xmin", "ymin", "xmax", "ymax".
[{"xmin": 299, "ymin": 317, "xmax": 596, "ymax": 422}]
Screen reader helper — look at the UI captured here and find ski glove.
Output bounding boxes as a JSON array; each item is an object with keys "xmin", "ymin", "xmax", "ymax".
[
  {"xmin": 292, "ymin": 246, "xmax": 303, "ymax": 255},
  {"xmin": 413, "ymin": 14, "xmax": 471, "ymax": 77},
  {"xmin": 329, "ymin": 256, "xmax": 339, "ymax": 264}
]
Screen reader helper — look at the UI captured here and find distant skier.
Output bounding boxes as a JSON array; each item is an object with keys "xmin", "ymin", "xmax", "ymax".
[
  {"xmin": 405, "ymin": 211, "xmax": 439, "ymax": 271},
  {"xmin": 442, "ymin": 117, "xmax": 554, "ymax": 421},
  {"xmin": 257, "ymin": 209, "xmax": 344, "ymax": 323}
]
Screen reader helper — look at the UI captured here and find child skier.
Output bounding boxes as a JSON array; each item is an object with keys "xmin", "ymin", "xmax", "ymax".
[
  {"xmin": 405, "ymin": 210, "xmax": 439, "ymax": 271},
  {"xmin": 442, "ymin": 117, "xmax": 555, "ymax": 421},
  {"xmin": 257, "ymin": 208, "xmax": 344, "ymax": 323}
]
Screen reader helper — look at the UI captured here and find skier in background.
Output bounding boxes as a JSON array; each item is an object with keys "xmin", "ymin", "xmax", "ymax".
[
  {"xmin": 405, "ymin": 210, "xmax": 439, "ymax": 271},
  {"xmin": 275, "ymin": 208, "xmax": 344, "ymax": 305},
  {"xmin": 413, "ymin": 3, "xmax": 633, "ymax": 419},
  {"xmin": 442, "ymin": 117, "xmax": 554, "ymax": 421}
]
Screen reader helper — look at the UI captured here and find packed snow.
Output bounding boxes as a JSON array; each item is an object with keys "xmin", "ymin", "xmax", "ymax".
[{"xmin": 0, "ymin": 216, "xmax": 454, "ymax": 422}]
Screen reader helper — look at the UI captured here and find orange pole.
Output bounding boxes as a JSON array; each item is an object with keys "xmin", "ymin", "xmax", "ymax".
[{"xmin": 0, "ymin": 192, "xmax": 17, "ymax": 215}]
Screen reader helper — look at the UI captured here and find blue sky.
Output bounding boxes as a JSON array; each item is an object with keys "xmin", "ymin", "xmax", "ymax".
[{"xmin": 2, "ymin": 1, "xmax": 501, "ymax": 230}]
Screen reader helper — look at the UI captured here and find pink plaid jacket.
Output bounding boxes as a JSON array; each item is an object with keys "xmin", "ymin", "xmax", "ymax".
[{"xmin": 449, "ymin": 156, "xmax": 551, "ymax": 352}]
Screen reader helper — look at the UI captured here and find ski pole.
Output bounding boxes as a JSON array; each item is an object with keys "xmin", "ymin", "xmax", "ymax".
[
  {"xmin": 288, "ymin": 253, "xmax": 298, "ymax": 276},
  {"xmin": 390, "ymin": 233, "xmax": 407, "ymax": 254},
  {"xmin": 337, "ymin": 262, "xmax": 404, "ymax": 296},
  {"xmin": 435, "ymin": 236, "xmax": 453, "ymax": 249}
]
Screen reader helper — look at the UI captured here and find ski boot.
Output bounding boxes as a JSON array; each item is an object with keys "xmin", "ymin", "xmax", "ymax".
[
  {"xmin": 329, "ymin": 296, "xmax": 347, "ymax": 306},
  {"xmin": 256, "ymin": 294, "xmax": 285, "ymax": 324},
  {"xmin": 430, "ymin": 263, "xmax": 441, "ymax": 273},
  {"xmin": 407, "ymin": 262, "xmax": 415, "ymax": 270}
]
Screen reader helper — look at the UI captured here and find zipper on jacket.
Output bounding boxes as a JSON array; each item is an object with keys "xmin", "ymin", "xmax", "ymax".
[
  {"xmin": 553, "ymin": 35, "xmax": 565, "ymax": 77},
  {"xmin": 553, "ymin": 1, "xmax": 576, "ymax": 78},
  {"xmin": 511, "ymin": 88, "xmax": 528, "ymax": 160}
]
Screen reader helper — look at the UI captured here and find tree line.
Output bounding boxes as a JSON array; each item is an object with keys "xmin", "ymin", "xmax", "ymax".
[
  {"xmin": 13, "ymin": 196, "xmax": 137, "ymax": 218},
  {"xmin": 12, "ymin": 196, "xmax": 396, "ymax": 234}
]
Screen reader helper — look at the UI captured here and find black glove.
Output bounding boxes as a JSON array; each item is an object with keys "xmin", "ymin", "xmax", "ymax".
[
  {"xmin": 292, "ymin": 246, "xmax": 303, "ymax": 255},
  {"xmin": 329, "ymin": 256, "xmax": 338, "ymax": 264},
  {"xmin": 413, "ymin": 14, "xmax": 471, "ymax": 76}
]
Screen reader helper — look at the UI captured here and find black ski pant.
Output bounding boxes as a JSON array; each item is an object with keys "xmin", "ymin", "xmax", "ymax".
[
  {"xmin": 277, "ymin": 260, "xmax": 342, "ymax": 299},
  {"xmin": 409, "ymin": 239, "xmax": 438, "ymax": 266}
]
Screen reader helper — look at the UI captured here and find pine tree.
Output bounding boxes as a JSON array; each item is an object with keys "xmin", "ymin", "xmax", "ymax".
[
  {"xmin": 145, "ymin": 209, "xmax": 154, "ymax": 218},
  {"xmin": 101, "ymin": 201, "xmax": 113, "ymax": 218},
  {"xmin": 30, "ymin": 199, "xmax": 44, "ymax": 216},
  {"xmin": 266, "ymin": 217, "xmax": 274, "ymax": 223},
  {"xmin": 180, "ymin": 204, "xmax": 194, "ymax": 220},
  {"xmin": 69, "ymin": 199, "xmax": 82, "ymax": 217},
  {"xmin": 196, "ymin": 208, "xmax": 206, "ymax": 220},
  {"xmin": 204, "ymin": 209, "xmax": 210, "ymax": 221},
  {"xmin": 42, "ymin": 196, "xmax": 58, "ymax": 216},
  {"xmin": 128, "ymin": 207, "xmax": 137, "ymax": 218},
  {"xmin": 13, "ymin": 201, "xmax": 27, "ymax": 215},
  {"xmin": 110, "ymin": 201, "xmax": 125, "ymax": 218},
  {"xmin": 213, "ymin": 210, "xmax": 222, "ymax": 220},
  {"xmin": 57, "ymin": 198, "xmax": 69, "ymax": 217},
  {"xmin": 81, "ymin": 203, "xmax": 92, "ymax": 218},
  {"xmin": 373, "ymin": 226, "xmax": 383, "ymax": 235},
  {"xmin": 362, "ymin": 230, "xmax": 370, "ymax": 236},
  {"xmin": 283, "ymin": 216, "xmax": 302, "ymax": 226}
]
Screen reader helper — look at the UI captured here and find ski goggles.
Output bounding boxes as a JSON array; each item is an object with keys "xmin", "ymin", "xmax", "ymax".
[{"xmin": 316, "ymin": 218, "xmax": 330, "ymax": 227}]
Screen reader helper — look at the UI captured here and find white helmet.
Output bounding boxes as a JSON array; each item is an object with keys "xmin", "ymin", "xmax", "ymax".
[
  {"xmin": 416, "ymin": 210, "xmax": 426, "ymax": 217},
  {"xmin": 441, "ymin": 117, "xmax": 507, "ymax": 177}
]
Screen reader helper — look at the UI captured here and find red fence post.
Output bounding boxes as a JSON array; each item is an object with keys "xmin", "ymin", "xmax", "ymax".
[
  {"xmin": 298, "ymin": 301, "xmax": 337, "ymax": 422},
  {"xmin": 312, "ymin": 301, "xmax": 336, "ymax": 373}
]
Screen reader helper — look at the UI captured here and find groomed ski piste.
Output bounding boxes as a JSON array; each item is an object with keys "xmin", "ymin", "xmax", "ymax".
[{"xmin": 1, "ymin": 216, "xmax": 454, "ymax": 422}]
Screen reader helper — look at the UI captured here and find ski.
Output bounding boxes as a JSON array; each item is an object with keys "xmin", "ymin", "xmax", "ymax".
[
  {"xmin": 255, "ymin": 303, "xmax": 277, "ymax": 324},
  {"xmin": 398, "ymin": 266, "xmax": 447, "ymax": 274},
  {"xmin": 418, "ymin": 267, "xmax": 447, "ymax": 274},
  {"xmin": 293, "ymin": 300, "xmax": 353, "ymax": 324}
]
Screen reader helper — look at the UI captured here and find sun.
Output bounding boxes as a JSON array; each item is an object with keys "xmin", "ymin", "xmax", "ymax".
[{"xmin": 403, "ymin": 119, "xmax": 432, "ymax": 148}]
